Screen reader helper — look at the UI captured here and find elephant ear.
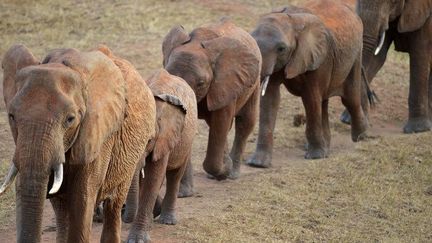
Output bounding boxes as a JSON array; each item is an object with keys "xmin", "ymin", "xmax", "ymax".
[
  {"xmin": 201, "ymin": 37, "xmax": 260, "ymax": 111},
  {"xmin": 44, "ymin": 48, "xmax": 127, "ymax": 164},
  {"xmin": 162, "ymin": 26, "xmax": 191, "ymax": 66},
  {"xmin": 2, "ymin": 44, "xmax": 39, "ymax": 108},
  {"xmin": 285, "ymin": 13, "xmax": 330, "ymax": 79},
  {"xmin": 151, "ymin": 97, "xmax": 186, "ymax": 162},
  {"xmin": 398, "ymin": 0, "xmax": 432, "ymax": 33}
]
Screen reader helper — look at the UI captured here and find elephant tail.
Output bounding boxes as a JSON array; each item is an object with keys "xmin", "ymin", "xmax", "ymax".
[{"xmin": 361, "ymin": 66, "xmax": 380, "ymax": 108}]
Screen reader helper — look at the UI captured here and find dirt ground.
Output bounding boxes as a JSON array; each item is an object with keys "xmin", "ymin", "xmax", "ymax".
[{"xmin": 0, "ymin": 0, "xmax": 431, "ymax": 242}]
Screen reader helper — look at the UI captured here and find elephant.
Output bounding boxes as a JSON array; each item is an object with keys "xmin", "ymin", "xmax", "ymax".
[
  {"xmin": 340, "ymin": 0, "xmax": 432, "ymax": 133},
  {"xmin": 123, "ymin": 69, "xmax": 198, "ymax": 243},
  {"xmin": 162, "ymin": 19, "xmax": 262, "ymax": 180},
  {"xmin": 0, "ymin": 44, "xmax": 156, "ymax": 243},
  {"xmin": 246, "ymin": 0, "xmax": 369, "ymax": 165}
]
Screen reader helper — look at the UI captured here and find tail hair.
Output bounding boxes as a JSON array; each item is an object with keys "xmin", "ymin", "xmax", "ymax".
[{"xmin": 361, "ymin": 66, "xmax": 379, "ymax": 108}]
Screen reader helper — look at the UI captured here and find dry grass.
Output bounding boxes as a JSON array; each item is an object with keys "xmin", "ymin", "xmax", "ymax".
[
  {"xmin": 176, "ymin": 134, "xmax": 432, "ymax": 242},
  {"xmin": 0, "ymin": 0, "xmax": 431, "ymax": 242}
]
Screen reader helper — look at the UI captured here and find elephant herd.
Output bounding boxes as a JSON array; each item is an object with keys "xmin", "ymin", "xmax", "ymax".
[{"xmin": 0, "ymin": 0, "xmax": 430, "ymax": 242}]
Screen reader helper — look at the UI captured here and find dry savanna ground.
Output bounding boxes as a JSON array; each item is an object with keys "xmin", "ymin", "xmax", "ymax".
[{"xmin": 0, "ymin": 0, "xmax": 431, "ymax": 242}]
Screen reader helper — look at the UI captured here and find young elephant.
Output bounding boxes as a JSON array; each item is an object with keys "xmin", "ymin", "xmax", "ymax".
[
  {"xmin": 162, "ymin": 19, "xmax": 262, "ymax": 181},
  {"xmin": 125, "ymin": 69, "xmax": 198, "ymax": 243},
  {"xmin": 247, "ymin": 0, "xmax": 369, "ymax": 165},
  {"xmin": 0, "ymin": 44, "xmax": 155, "ymax": 243}
]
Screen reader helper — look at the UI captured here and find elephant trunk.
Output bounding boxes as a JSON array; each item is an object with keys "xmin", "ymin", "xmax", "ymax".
[
  {"xmin": 13, "ymin": 123, "xmax": 63, "ymax": 243},
  {"xmin": 362, "ymin": 34, "xmax": 378, "ymax": 74},
  {"xmin": 15, "ymin": 172, "xmax": 49, "ymax": 243}
]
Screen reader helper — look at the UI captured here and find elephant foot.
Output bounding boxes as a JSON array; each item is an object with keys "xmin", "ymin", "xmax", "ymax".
[
  {"xmin": 206, "ymin": 172, "xmax": 228, "ymax": 181},
  {"xmin": 246, "ymin": 150, "xmax": 272, "ymax": 168},
  {"xmin": 178, "ymin": 182, "xmax": 194, "ymax": 198},
  {"xmin": 352, "ymin": 131, "xmax": 368, "ymax": 142},
  {"xmin": 157, "ymin": 212, "xmax": 177, "ymax": 225},
  {"xmin": 403, "ymin": 118, "xmax": 432, "ymax": 133},
  {"xmin": 127, "ymin": 231, "xmax": 151, "ymax": 243},
  {"xmin": 305, "ymin": 147, "xmax": 327, "ymax": 160},
  {"xmin": 228, "ymin": 164, "xmax": 240, "ymax": 180},
  {"xmin": 203, "ymin": 155, "xmax": 232, "ymax": 181},
  {"xmin": 340, "ymin": 110, "xmax": 351, "ymax": 125}
]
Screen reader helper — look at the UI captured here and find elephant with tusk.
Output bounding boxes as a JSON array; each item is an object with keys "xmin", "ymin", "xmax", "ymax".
[
  {"xmin": 247, "ymin": 0, "xmax": 370, "ymax": 165},
  {"xmin": 0, "ymin": 44, "xmax": 156, "ymax": 243},
  {"xmin": 340, "ymin": 0, "xmax": 432, "ymax": 133}
]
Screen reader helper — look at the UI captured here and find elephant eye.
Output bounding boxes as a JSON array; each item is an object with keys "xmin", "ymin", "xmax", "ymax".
[
  {"xmin": 8, "ymin": 113, "xmax": 15, "ymax": 122},
  {"xmin": 65, "ymin": 115, "xmax": 76, "ymax": 126},
  {"xmin": 197, "ymin": 79, "xmax": 206, "ymax": 87},
  {"xmin": 276, "ymin": 45, "xmax": 286, "ymax": 53}
]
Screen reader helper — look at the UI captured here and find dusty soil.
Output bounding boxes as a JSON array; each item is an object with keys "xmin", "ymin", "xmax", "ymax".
[{"xmin": 0, "ymin": 0, "xmax": 431, "ymax": 242}]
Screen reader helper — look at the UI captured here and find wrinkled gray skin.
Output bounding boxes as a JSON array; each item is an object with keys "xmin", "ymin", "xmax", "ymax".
[{"xmin": 341, "ymin": 0, "xmax": 432, "ymax": 134}]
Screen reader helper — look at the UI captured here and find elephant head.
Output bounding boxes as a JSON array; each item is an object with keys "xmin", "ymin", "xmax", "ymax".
[
  {"xmin": 251, "ymin": 7, "xmax": 330, "ymax": 93},
  {"xmin": 162, "ymin": 23, "xmax": 260, "ymax": 111},
  {"xmin": 358, "ymin": 0, "xmax": 431, "ymax": 72},
  {"xmin": 0, "ymin": 44, "xmax": 126, "ymax": 242}
]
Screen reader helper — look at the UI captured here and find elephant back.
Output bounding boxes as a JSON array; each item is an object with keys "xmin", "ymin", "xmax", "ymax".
[
  {"xmin": 146, "ymin": 69, "xmax": 198, "ymax": 162},
  {"xmin": 203, "ymin": 19, "xmax": 262, "ymax": 63},
  {"xmin": 302, "ymin": 0, "xmax": 362, "ymax": 54}
]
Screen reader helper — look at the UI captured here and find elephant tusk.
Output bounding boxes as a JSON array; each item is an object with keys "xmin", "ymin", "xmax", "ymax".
[
  {"xmin": 48, "ymin": 163, "xmax": 63, "ymax": 195},
  {"xmin": 0, "ymin": 164, "xmax": 18, "ymax": 196},
  {"xmin": 141, "ymin": 168, "xmax": 145, "ymax": 179},
  {"xmin": 261, "ymin": 76, "xmax": 270, "ymax": 96},
  {"xmin": 374, "ymin": 31, "xmax": 386, "ymax": 56}
]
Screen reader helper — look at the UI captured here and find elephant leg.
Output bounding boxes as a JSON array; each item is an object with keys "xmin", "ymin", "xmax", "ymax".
[
  {"xmin": 229, "ymin": 87, "xmax": 259, "ymax": 179},
  {"xmin": 404, "ymin": 32, "xmax": 432, "ymax": 133},
  {"xmin": 203, "ymin": 105, "xmax": 235, "ymax": 180},
  {"xmin": 67, "ymin": 183, "xmax": 98, "ymax": 243},
  {"xmin": 322, "ymin": 99, "xmax": 331, "ymax": 151},
  {"xmin": 178, "ymin": 158, "xmax": 194, "ymax": 198},
  {"xmin": 50, "ymin": 197, "xmax": 69, "ymax": 243},
  {"xmin": 246, "ymin": 77, "xmax": 282, "ymax": 168},
  {"xmin": 158, "ymin": 162, "xmax": 188, "ymax": 225},
  {"xmin": 342, "ymin": 59, "xmax": 368, "ymax": 142},
  {"xmin": 127, "ymin": 155, "xmax": 168, "ymax": 243},
  {"xmin": 302, "ymin": 94, "xmax": 327, "ymax": 159},
  {"xmin": 122, "ymin": 164, "xmax": 141, "ymax": 223},
  {"xmin": 101, "ymin": 196, "xmax": 125, "ymax": 243}
]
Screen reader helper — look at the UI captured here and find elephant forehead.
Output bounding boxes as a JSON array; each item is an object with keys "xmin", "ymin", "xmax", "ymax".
[
  {"xmin": 12, "ymin": 65, "xmax": 81, "ymax": 113},
  {"xmin": 168, "ymin": 49, "xmax": 209, "ymax": 76},
  {"xmin": 17, "ymin": 64, "xmax": 82, "ymax": 93}
]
